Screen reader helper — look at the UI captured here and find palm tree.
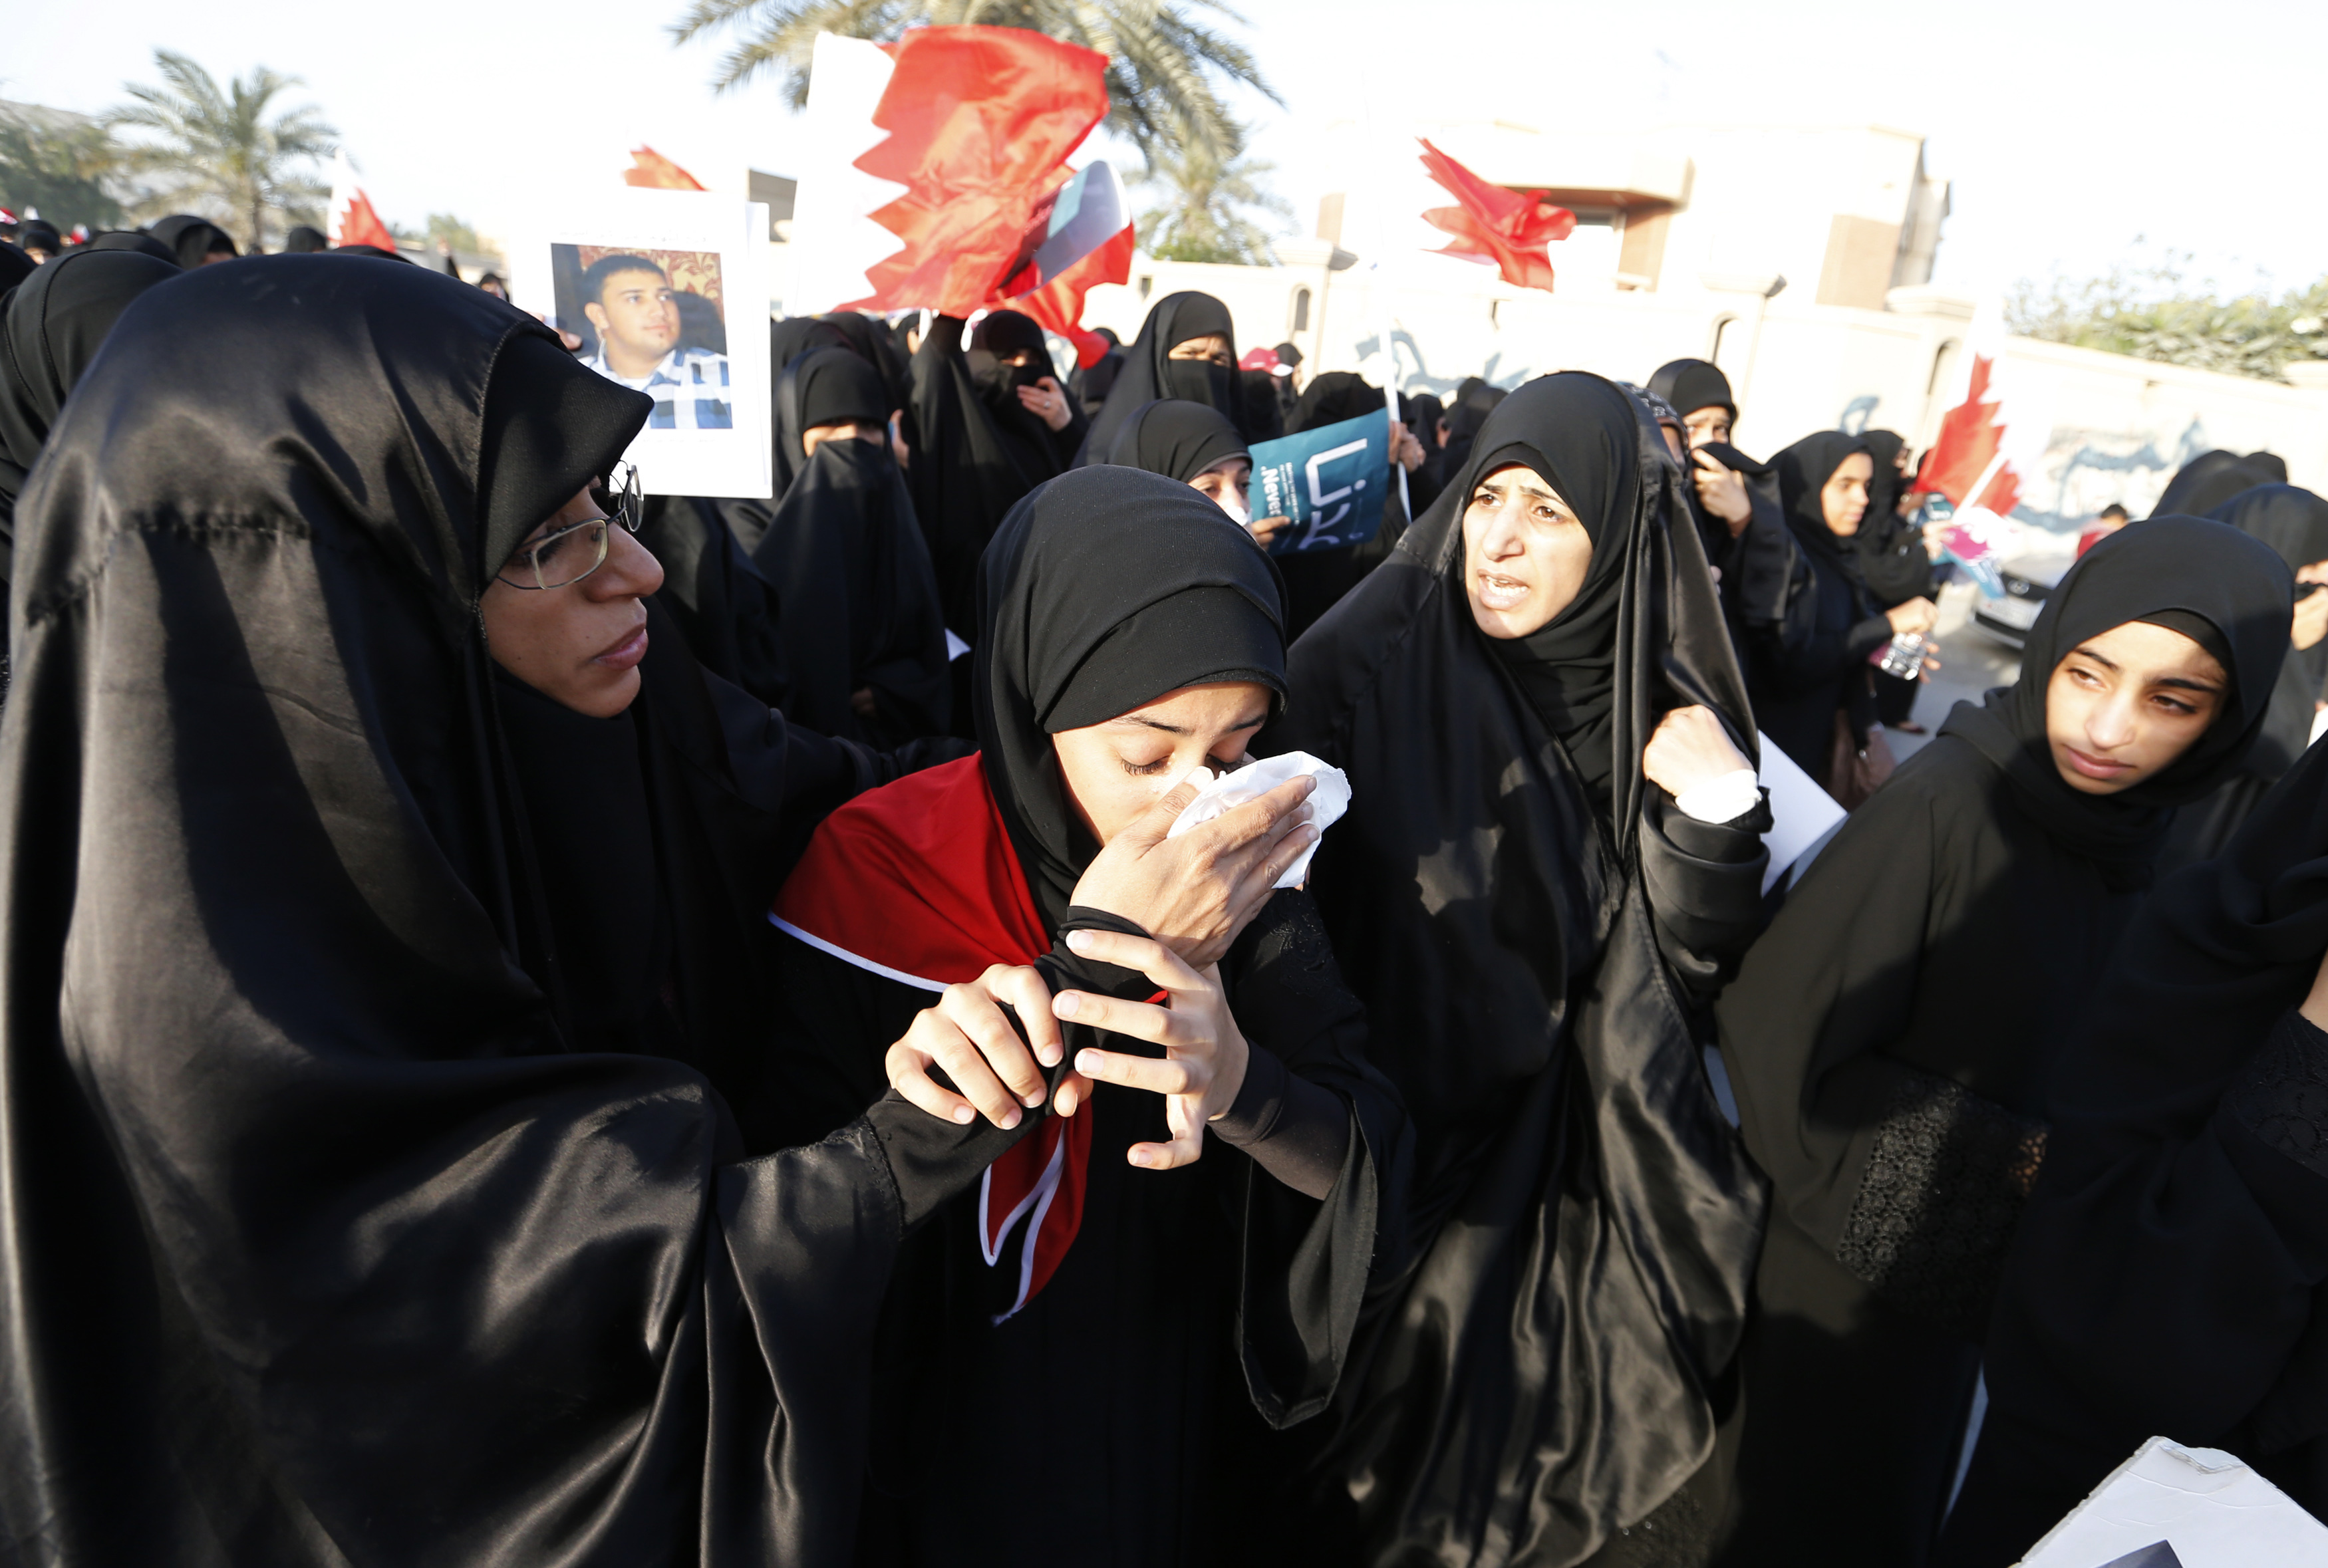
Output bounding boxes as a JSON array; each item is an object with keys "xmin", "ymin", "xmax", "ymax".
[
  {"xmin": 667, "ymin": 0, "xmax": 1274, "ymax": 165},
  {"xmin": 1134, "ymin": 130, "xmax": 1288, "ymax": 266},
  {"xmin": 0, "ymin": 110, "xmax": 128, "ymax": 231},
  {"xmin": 108, "ymin": 51, "xmax": 335, "ymax": 253}
]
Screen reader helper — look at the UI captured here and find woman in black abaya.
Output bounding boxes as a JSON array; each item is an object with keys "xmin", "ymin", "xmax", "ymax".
[
  {"xmin": 0, "ymin": 255, "xmax": 1018, "ymax": 1564},
  {"xmin": 1265, "ymin": 372, "xmax": 1773, "ymax": 1567},
  {"xmin": 744, "ymin": 346, "xmax": 950, "ymax": 746},
  {"xmin": 1756, "ymin": 431, "xmax": 1936, "ymax": 798},
  {"xmin": 1856, "ymin": 430, "xmax": 1938, "ymax": 731},
  {"xmin": 1076, "ymin": 289, "xmax": 1243, "ymax": 462},
  {"xmin": 146, "ymin": 212, "xmax": 237, "ymax": 267},
  {"xmin": 2157, "ymin": 482, "xmax": 2328, "ymax": 870},
  {"xmin": 1101, "ymin": 396, "xmax": 1294, "ymax": 548},
  {"xmin": 1937, "ymin": 727, "xmax": 2328, "ymax": 1566},
  {"xmin": 761, "ymin": 465, "xmax": 1403, "ymax": 1568},
  {"xmin": 902, "ymin": 308, "xmax": 1082, "ymax": 646},
  {"xmin": 0, "ymin": 247, "xmax": 181, "ymax": 674},
  {"xmin": 1713, "ymin": 517, "xmax": 2291, "ymax": 1568}
]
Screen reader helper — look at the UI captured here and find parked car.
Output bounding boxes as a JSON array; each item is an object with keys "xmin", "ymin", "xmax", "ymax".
[{"xmin": 1970, "ymin": 546, "xmax": 2079, "ymax": 649}]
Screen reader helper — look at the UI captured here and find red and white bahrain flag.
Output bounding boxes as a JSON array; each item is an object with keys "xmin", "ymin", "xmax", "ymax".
[
  {"xmin": 326, "ymin": 151, "xmax": 398, "ymax": 253},
  {"xmin": 787, "ymin": 26, "xmax": 1131, "ymax": 354},
  {"xmin": 1911, "ymin": 296, "xmax": 2055, "ymax": 578},
  {"xmin": 623, "ymin": 146, "xmax": 706, "ymax": 191},
  {"xmin": 1417, "ymin": 138, "xmax": 1575, "ymax": 293}
]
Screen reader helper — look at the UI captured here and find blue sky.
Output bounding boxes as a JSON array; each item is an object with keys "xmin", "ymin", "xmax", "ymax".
[{"xmin": 9, "ymin": 0, "xmax": 2324, "ymax": 299}]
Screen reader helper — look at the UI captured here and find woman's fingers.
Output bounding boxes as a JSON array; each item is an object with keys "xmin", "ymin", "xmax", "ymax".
[
  {"xmin": 1074, "ymin": 1044, "xmax": 1201, "ymax": 1097},
  {"xmin": 974, "ymin": 963, "xmax": 1065, "ymax": 1068},
  {"xmin": 1060, "ymin": 927, "xmax": 1199, "ymax": 993},
  {"xmin": 889, "ymin": 1011, "xmax": 1024, "ymax": 1129},
  {"xmin": 1052, "ymin": 1067, "xmax": 1092, "ymax": 1117},
  {"xmin": 936, "ymin": 979, "xmax": 1049, "ymax": 1107},
  {"xmin": 885, "ymin": 1039, "xmax": 984, "ymax": 1126},
  {"xmin": 1051, "ymin": 988, "xmax": 1192, "ymax": 1049}
]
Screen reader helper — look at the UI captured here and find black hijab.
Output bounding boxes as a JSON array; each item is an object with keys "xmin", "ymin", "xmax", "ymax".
[
  {"xmin": 1102, "ymin": 397, "xmax": 1248, "ymax": 484},
  {"xmin": 2209, "ymin": 483, "xmax": 2328, "ymax": 777},
  {"xmin": 1648, "ymin": 357, "xmax": 1736, "ymax": 420},
  {"xmin": 1078, "ymin": 291, "xmax": 1238, "ymax": 462},
  {"xmin": 1288, "ymin": 370, "xmax": 1385, "ymax": 434},
  {"xmin": 1936, "ymin": 515, "xmax": 2290, "ymax": 882},
  {"xmin": 768, "ymin": 343, "xmax": 889, "ymax": 511},
  {"xmin": 748, "ymin": 430, "xmax": 950, "ymax": 746},
  {"xmin": 0, "ymin": 249, "xmax": 181, "ymax": 569},
  {"xmin": 1775, "ymin": 430, "xmax": 1874, "ymax": 578},
  {"xmin": 86, "ymin": 230, "xmax": 180, "ymax": 263},
  {"xmin": 818, "ymin": 310, "xmax": 911, "ymax": 415},
  {"xmin": 1469, "ymin": 386, "xmax": 1646, "ymax": 803},
  {"xmin": 0, "ymin": 252, "xmax": 989, "ymax": 1563},
  {"xmin": 2154, "ymin": 448, "xmax": 2273, "ymax": 517},
  {"xmin": 0, "ymin": 245, "xmax": 31, "ymax": 294},
  {"xmin": 968, "ymin": 308, "xmax": 1073, "ymax": 485},
  {"xmin": 974, "ymin": 464, "xmax": 1286, "ymax": 928},
  {"xmin": 146, "ymin": 213, "xmax": 235, "ymax": 269}
]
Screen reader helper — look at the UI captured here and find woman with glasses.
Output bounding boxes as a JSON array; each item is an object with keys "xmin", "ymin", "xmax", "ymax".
[{"xmin": 0, "ymin": 257, "xmax": 1315, "ymax": 1564}]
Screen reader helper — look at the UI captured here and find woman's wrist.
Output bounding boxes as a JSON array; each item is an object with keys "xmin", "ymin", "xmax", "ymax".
[{"xmin": 1206, "ymin": 1023, "xmax": 1251, "ymax": 1122}]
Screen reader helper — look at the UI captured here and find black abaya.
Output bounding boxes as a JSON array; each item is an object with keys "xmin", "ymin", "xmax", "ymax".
[
  {"xmin": 744, "ymin": 433, "xmax": 950, "ymax": 746},
  {"xmin": 762, "ymin": 464, "xmax": 1403, "ymax": 1568},
  {"xmin": 1938, "ymin": 735, "xmax": 2328, "ymax": 1565},
  {"xmin": 0, "ymin": 255, "xmax": 1004, "ymax": 1565},
  {"xmin": 1755, "ymin": 431, "xmax": 1892, "ymax": 781},
  {"xmin": 1713, "ymin": 515, "xmax": 2293, "ymax": 1568},
  {"xmin": 1266, "ymin": 372, "xmax": 1772, "ymax": 1568},
  {"xmin": 635, "ymin": 492, "xmax": 792, "ymax": 706},
  {"xmin": 2158, "ymin": 482, "xmax": 2328, "ymax": 870}
]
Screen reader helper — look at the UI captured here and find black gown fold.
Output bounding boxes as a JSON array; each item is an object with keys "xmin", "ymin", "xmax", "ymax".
[
  {"xmin": 0, "ymin": 255, "xmax": 994, "ymax": 1565},
  {"xmin": 1266, "ymin": 372, "xmax": 1769, "ymax": 1568}
]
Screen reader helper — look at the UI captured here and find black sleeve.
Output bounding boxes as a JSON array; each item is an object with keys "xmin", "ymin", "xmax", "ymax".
[
  {"xmin": 1217, "ymin": 889, "xmax": 1411, "ymax": 1426},
  {"xmin": 1209, "ymin": 1043, "xmax": 1350, "ymax": 1200},
  {"xmin": 1640, "ymin": 787, "xmax": 1773, "ymax": 997}
]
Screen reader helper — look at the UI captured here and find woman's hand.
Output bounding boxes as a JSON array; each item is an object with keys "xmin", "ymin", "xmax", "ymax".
[
  {"xmin": 1070, "ymin": 773, "xmax": 1318, "ymax": 968},
  {"xmin": 1691, "ymin": 448, "xmax": 1753, "ymax": 536},
  {"xmin": 1389, "ymin": 421, "xmax": 1426, "ymax": 474},
  {"xmin": 2302, "ymin": 944, "xmax": 2328, "ymax": 1034},
  {"xmin": 1248, "ymin": 515, "xmax": 1292, "ymax": 549},
  {"xmin": 1886, "ymin": 596, "xmax": 1939, "ymax": 636},
  {"xmin": 1642, "ymin": 706, "xmax": 1753, "ymax": 799},
  {"xmin": 1050, "ymin": 928, "xmax": 1250, "ymax": 1170},
  {"xmin": 886, "ymin": 964, "xmax": 1066, "ymax": 1128},
  {"xmin": 1016, "ymin": 376, "xmax": 1074, "ymax": 434}
]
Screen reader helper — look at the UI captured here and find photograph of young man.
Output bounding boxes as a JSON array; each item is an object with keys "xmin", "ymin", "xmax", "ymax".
[{"xmin": 577, "ymin": 251, "xmax": 732, "ymax": 430}]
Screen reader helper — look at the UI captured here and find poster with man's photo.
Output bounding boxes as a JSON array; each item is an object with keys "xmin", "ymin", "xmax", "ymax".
[{"xmin": 511, "ymin": 190, "xmax": 772, "ymax": 499}]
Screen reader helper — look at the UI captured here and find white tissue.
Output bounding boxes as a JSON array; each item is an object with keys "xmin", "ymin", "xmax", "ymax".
[{"xmin": 1165, "ymin": 751, "xmax": 1352, "ymax": 888}]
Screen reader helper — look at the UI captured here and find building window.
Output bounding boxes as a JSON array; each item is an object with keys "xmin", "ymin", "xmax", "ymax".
[{"xmin": 1291, "ymin": 286, "xmax": 1310, "ymax": 332}]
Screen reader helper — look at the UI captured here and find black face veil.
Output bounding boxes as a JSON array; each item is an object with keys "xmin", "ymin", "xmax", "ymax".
[{"xmin": 1078, "ymin": 290, "xmax": 1238, "ymax": 462}]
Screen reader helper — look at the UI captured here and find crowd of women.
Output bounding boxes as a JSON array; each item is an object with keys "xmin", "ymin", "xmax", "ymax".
[{"xmin": 3, "ymin": 227, "xmax": 2328, "ymax": 1568}]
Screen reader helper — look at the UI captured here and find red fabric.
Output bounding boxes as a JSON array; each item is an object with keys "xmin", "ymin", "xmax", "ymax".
[
  {"xmin": 1238, "ymin": 346, "xmax": 1281, "ymax": 372},
  {"xmin": 334, "ymin": 190, "xmax": 398, "ymax": 255},
  {"xmin": 772, "ymin": 754, "xmax": 1091, "ymax": 1314},
  {"xmin": 1912, "ymin": 354, "xmax": 2023, "ymax": 517},
  {"xmin": 846, "ymin": 26, "xmax": 1111, "ymax": 317},
  {"xmin": 996, "ymin": 223, "xmax": 1133, "ymax": 368},
  {"xmin": 1416, "ymin": 138, "xmax": 1576, "ymax": 295},
  {"xmin": 623, "ymin": 146, "xmax": 706, "ymax": 192}
]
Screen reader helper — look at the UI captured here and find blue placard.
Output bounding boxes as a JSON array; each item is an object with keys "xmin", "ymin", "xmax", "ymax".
[{"xmin": 1247, "ymin": 409, "xmax": 1391, "ymax": 554}]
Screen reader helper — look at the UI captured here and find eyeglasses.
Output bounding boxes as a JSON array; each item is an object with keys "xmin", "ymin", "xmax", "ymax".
[{"xmin": 496, "ymin": 463, "xmax": 642, "ymax": 590}]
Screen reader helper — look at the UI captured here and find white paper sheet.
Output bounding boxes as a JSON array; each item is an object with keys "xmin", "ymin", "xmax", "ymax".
[
  {"xmin": 2017, "ymin": 1437, "xmax": 2328, "ymax": 1567},
  {"xmin": 1166, "ymin": 752, "xmax": 1351, "ymax": 888},
  {"xmin": 1757, "ymin": 729, "xmax": 1848, "ymax": 894}
]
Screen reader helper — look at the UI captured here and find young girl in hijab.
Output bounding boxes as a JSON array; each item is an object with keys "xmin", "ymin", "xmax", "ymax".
[
  {"xmin": 2156, "ymin": 482, "xmax": 2328, "ymax": 870},
  {"xmin": 1856, "ymin": 430, "xmax": 1938, "ymax": 733},
  {"xmin": 1757, "ymin": 430, "xmax": 1938, "ymax": 802},
  {"xmin": 1102, "ymin": 396, "xmax": 1290, "ymax": 547},
  {"xmin": 763, "ymin": 465, "xmax": 1404, "ymax": 1568},
  {"xmin": 1076, "ymin": 289, "xmax": 1244, "ymax": 463},
  {"xmin": 0, "ymin": 259, "xmax": 1314, "ymax": 1563},
  {"xmin": 1266, "ymin": 372, "xmax": 1773, "ymax": 1567},
  {"xmin": 1713, "ymin": 516, "xmax": 2293, "ymax": 1568},
  {"xmin": 1937, "ymin": 731, "xmax": 2328, "ymax": 1566}
]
